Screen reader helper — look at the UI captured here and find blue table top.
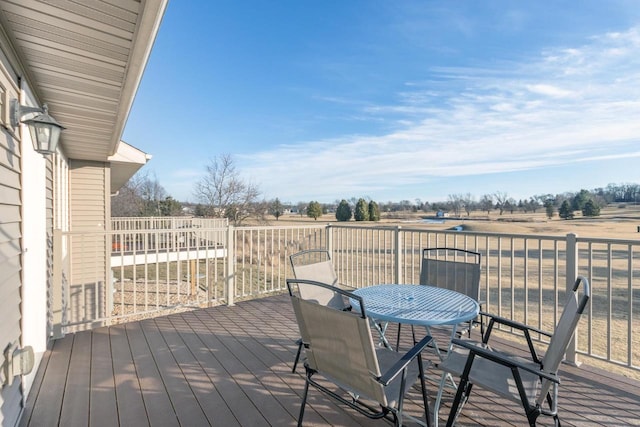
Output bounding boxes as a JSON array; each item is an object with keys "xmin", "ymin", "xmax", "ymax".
[{"xmin": 352, "ymin": 284, "xmax": 479, "ymax": 326}]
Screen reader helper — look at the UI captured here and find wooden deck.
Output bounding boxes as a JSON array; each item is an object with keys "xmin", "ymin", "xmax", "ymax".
[{"xmin": 20, "ymin": 294, "xmax": 640, "ymax": 426}]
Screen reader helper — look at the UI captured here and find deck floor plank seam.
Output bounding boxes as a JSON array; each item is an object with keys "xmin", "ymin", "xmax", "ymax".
[{"xmin": 109, "ymin": 323, "xmax": 149, "ymax": 427}]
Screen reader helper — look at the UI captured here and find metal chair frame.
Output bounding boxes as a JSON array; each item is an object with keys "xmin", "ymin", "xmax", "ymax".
[
  {"xmin": 443, "ymin": 276, "xmax": 590, "ymax": 427},
  {"xmin": 287, "ymin": 278, "xmax": 433, "ymax": 427}
]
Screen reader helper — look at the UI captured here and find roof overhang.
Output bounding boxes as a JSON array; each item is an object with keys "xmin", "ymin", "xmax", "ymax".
[
  {"xmin": 0, "ymin": 0, "xmax": 168, "ymax": 161},
  {"xmin": 108, "ymin": 140, "xmax": 151, "ymax": 193}
]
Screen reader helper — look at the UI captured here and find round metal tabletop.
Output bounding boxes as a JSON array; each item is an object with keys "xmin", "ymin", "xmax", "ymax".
[{"xmin": 352, "ymin": 284, "xmax": 479, "ymax": 326}]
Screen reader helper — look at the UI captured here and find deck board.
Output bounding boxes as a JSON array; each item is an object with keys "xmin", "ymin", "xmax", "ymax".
[
  {"xmin": 90, "ymin": 327, "xmax": 118, "ymax": 427},
  {"xmin": 60, "ymin": 331, "xmax": 91, "ymax": 426},
  {"xmin": 24, "ymin": 333, "xmax": 73, "ymax": 427},
  {"xmin": 125, "ymin": 321, "xmax": 179, "ymax": 426},
  {"xmin": 109, "ymin": 324, "xmax": 148, "ymax": 427},
  {"xmin": 21, "ymin": 294, "xmax": 640, "ymax": 427}
]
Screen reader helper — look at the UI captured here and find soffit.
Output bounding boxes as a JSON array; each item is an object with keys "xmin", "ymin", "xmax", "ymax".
[
  {"xmin": 0, "ymin": 0, "xmax": 167, "ymax": 161},
  {"xmin": 109, "ymin": 140, "xmax": 151, "ymax": 193}
]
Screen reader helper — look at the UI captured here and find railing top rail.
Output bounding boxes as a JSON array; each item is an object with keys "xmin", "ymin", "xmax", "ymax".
[
  {"xmin": 233, "ymin": 225, "xmax": 326, "ymax": 231},
  {"xmin": 62, "ymin": 227, "xmax": 229, "ymax": 236},
  {"xmin": 575, "ymin": 235, "xmax": 640, "ymax": 245}
]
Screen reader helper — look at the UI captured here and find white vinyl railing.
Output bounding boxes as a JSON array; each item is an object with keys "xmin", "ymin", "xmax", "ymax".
[{"xmin": 53, "ymin": 221, "xmax": 640, "ymax": 375}]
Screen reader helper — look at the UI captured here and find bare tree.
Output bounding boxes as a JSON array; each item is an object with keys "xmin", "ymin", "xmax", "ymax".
[
  {"xmin": 493, "ymin": 191, "xmax": 509, "ymax": 215},
  {"xmin": 139, "ymin": 172, "xmax": 166, "ymax": 215},
  {"xmin": 479, "ymin": 194, "xmax": 494, "ymax": 215},
  {"xmin": 447, "ymin": 194, "xmax": 463, "ymax": 216},
  {"xmin": 193, "ymin": 154, "xmax": 260, "ymax": 225},
  {"xmin": 461, "ymin": 193, "xmax": 475, "ymax": 217},
  {"xmin": 111, "ymin": 171, "xmax": 167, "ymax": 217}
]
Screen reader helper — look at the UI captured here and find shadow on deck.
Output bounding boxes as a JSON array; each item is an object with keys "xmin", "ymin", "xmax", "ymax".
[{"xmin": 20, "ymin": 294, "xmax": 640, "ymax": 426}]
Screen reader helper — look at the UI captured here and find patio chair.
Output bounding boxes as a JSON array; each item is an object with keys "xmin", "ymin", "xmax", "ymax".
[
  {"xmin": 438, "ymin": 276, "xmax": 590, "ymax": 427},
  {"xmin": 287, "ymin": 278, "xmax": 433, "ymax": 427},
  {"xmin": 289, "ymin": 249, "xmax": 346, "ymax": 372},
  {"xmin": 290, "ymin": 248, "xmax": 338, "ymax": 283},
  {"xmin": 396, "ymin": 248, "xmax": 482, "ymax": 350}
]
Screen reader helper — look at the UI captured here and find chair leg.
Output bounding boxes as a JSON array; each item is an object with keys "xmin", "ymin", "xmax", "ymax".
[
  {"xmin": 417, "ymin": 351, "xmax": 432, "ymax": 427},
  {"xmin": 433, "ymin": 371, "xmax": 449, "ymax": 427},
  {"xmin": 445, "ymin": 378, "xmax": 472, "ymax": 427},
  {"xmin": 292, "ymin": 340, "xmax": 303, "ymax": 373},
  {"xmin": 298, "ymin": 375, "xmax": 311, "ymax": 427}
]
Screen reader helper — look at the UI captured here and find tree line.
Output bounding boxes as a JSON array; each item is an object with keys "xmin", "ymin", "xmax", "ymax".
[{"xmin": 112, "ymin": 154, "xmax": 640, "ymax": 223}]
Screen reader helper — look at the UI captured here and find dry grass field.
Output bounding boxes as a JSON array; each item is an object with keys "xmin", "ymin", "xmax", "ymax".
[
  {"xmin": 109, "ymin": 205, "xmax": 640, "ymax": 379},
  {"xmin": 267, "ymin": 203, "xmax": 640, "ymax": 240},
  {"xmin": 261, "ymin": 203, "xmax": 640, "ymax": 379}
]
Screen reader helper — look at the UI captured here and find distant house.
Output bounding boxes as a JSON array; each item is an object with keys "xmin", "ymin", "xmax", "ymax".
[
  {"xmin": 436, "ymin": 210, "xmax": 450, "ymax": 218},
  {"xmin": 0, "ymin": 2, "xmax": 167, "ymax": 425}
]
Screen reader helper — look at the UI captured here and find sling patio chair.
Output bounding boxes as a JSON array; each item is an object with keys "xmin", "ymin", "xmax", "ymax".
[
  {"xmin": 289, "ymin": 249, "xmax": 349, "ymax": 372},
  {"xmin": 396, "ymin": 248, "xmax": 482, "ymax": 351},
  {"xmin": 287, "ymin": 278, "xmax": 434, "ymax": 427},
  {"xmin": 436, "ymin": 276, "xmax": 590, "ymax": 427}
]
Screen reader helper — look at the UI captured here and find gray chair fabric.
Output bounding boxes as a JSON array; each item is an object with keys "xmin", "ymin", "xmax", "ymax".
[
  {"xmin": 287, "ymin": 278, "xmax": 433, "ymax": 427},
  {"xmin": 289, "ymin": 249, "xmax": 347, "ymax": 372},
  {"xmin": 438, "ymin": 276, "xmax": 590, "ymax": 427},
  {"xmin": 420, "ymin": 248, "xmax": 482, "ymax": 337},
  {"xmin": 396, "ymin": 248, "xmax": 482, "ymax": 351}
]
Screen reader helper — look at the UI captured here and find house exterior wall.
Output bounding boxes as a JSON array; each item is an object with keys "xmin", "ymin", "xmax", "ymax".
[
  {"xmin": 0, "ymin": 32, "xmax": 69, "ymax": 426},
  {"xmin": 19, "ymin": 84, "xmax": 49, "ymax": 399},
  {"xmin": 68, "ymin": 160, "xmax": 110, "ymax": 329},
  {"xmin": 0, "ymin": 49, "xmax": 23, "ymax": 427}
]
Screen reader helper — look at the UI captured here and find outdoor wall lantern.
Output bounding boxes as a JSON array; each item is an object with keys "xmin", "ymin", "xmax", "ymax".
[{"xmin": 11, "ymin": 99, "xmax": 65, "ymax": 155}]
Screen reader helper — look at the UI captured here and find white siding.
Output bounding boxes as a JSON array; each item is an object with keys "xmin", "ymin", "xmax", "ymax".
[
  {"xmin": 68, "ymin": 160, "xmax": 109, "ymax": 329},
  {"xmin": 0, "ymin": 48, "xmax": 24, "ymax": 427}
]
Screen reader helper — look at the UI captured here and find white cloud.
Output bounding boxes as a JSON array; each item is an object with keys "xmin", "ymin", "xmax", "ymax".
[
  {"xmin": 240, "ymin": 26, "xmax": 640, "ymax": 201},
  {"xmin": 525, "ymin": 84, "xmax": 574, "ymax": 98}
]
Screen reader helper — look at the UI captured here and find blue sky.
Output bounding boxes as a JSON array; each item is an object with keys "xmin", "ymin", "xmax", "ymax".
[{"xmin": 122, "ymin": 1, "xmax": 640, "ymax": 205}]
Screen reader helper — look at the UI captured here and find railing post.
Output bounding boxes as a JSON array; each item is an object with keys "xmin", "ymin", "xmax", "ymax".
[
  {"xmin": 226, "ymin": 225, "xmax": 235, "ymax": 306},
  {"xmin": 51, "ymin": 229, "xmax": 65, "ymax": 339},
  {"xmin": 326, "ymin": 224, "xmax": 333, "ymax": 254},
  {"xmin": 565, "ymin": 232, "xmax": 579, "ymax": 365},
  {"xmin": 394, "ymin": 226, "xmax": 402, "ymax": 284}
]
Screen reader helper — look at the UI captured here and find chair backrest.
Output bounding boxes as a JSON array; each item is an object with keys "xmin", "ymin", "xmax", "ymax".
[
  {"xmin": 419, "ymin": 248, "xmax": 481, "ymax": 301},
  {"xmin": 287, "ymin": 279, "xmax": 387, "ymax": 406},
  {"xmin": 537, "ymin": 276, "xmax": 590, "ymax": 404},
  {"xmin": 290, "ymin": 250, "xmax": 343, "ymax": 308}
]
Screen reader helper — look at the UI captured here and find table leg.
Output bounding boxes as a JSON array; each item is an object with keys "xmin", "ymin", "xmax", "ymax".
[{"xmin": 370, "ymin": 319, "xmax": 393, "ymax": 350}]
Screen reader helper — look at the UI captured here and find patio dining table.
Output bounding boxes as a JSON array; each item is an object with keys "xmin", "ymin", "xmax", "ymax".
[{"xmin": 351, "ymin": 284, "xmax": 480, "ymax": 358}]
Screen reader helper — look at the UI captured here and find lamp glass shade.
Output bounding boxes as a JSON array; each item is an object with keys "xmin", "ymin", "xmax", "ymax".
[{"xmin": 24, "ymin": 114, "xmax": 64, "ymax": 155}]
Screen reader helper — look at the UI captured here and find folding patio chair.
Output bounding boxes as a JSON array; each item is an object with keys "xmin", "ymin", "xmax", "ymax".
[
  {"xmin": 420, "ymin": 248, "xmax": 483, "ymax": 337},
  {"xmin": 396, "ymin": 248, "xmax": 482, "ymax": 350},
  {"xmin": 287, "ymin": 278, "xmax": 433, "ymax": 427},
  {"xmin": 437, "ymin": 276, "xmax": 590, "ymax": 427},
  {"xmin": 289, "ymin": 249, "xmax": 347, "ymax": 372}
]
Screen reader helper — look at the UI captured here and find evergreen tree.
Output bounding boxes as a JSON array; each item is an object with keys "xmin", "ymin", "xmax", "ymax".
[
  {"xmin": 582, "ymin": 199, "xmax": 601, "ymax": 217},
  {"xmin": 354, "ymin": 198, "xmax": 369, "ymax": 221},
  {"xmin": 306, "ymin": 201, "xmax": 322, "ymax": 220},
  {"xmin": 159, "ymin": 196, "xmax": 182, "ymax": 216},
  {"xmin": 558, "ymin": 200, "xmax": 574, "ymax": 219},
  {"xmin": 544, "ymin": 200, "xmax": 554, "ymax": 219},
  {"xmin": 572, "ymin": 189, "xmax": 591, "ymax": 211},
  {"xmin": 368, "ymin": 200, "xmax": 380, "ymax": 221},
  {"xmin": 335, "ymin": 199, "xmax": 352, "ymax": 221},
  {"xmin": 269, "ymin": 198, "xmax": 284, "ymax": 220}
]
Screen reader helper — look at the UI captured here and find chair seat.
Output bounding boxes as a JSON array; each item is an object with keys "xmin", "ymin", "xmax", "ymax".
[
  {"xmin": 439, "ymin": 343, "xmax": 540, "ymax": 404},
  {"xmin": 377, "ymin": 347, "xmax": 427, "ymax": 409}
]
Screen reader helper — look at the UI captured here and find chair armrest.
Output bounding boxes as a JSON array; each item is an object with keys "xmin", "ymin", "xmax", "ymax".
[
  {"xmin": 379, "ymin": 335, "xmax": 433, "ymax": 386},
  {"xmin": 481, "ymin": 312, "xmax": 552, "ymax": 338},
  {"xmin": 451, "ymin": 338, "xmax": 560, "ymax": 383}
]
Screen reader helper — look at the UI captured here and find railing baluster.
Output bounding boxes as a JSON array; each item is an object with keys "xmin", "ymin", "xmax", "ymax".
[{"xmin": 54, "ymin": 220, "xmax": 639, "ymax": 375}]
